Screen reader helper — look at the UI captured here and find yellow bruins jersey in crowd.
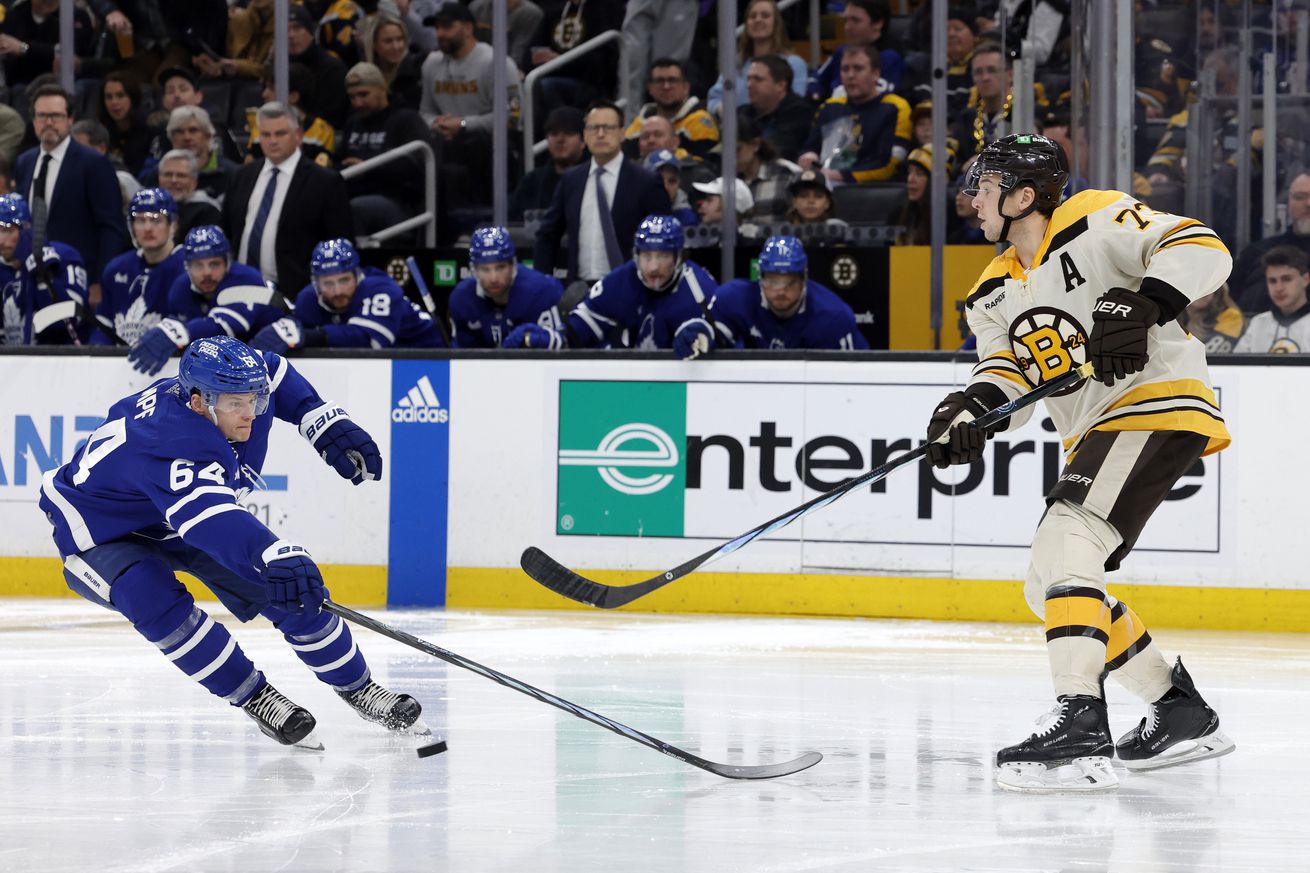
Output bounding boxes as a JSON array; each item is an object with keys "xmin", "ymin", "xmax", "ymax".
[{"xmin": 964, "ymin": 189, "xmax": 1233, "ymax": 460}]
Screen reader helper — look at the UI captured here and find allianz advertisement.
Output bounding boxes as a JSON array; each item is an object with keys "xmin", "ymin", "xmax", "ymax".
[{"xmin": 554, "ymin": 378, "xmax": 1222, "ymax": 562}]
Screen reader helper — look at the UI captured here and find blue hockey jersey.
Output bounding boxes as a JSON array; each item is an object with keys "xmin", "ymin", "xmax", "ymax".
[
  {"xmin": 448, "ymin": 264, "xmax": 564, "ymax": 348},
  {"xmin": 714, "ymin": 279, "xmax": 868, "ymax": 350},
  {"xmin": 96, "ymin": 247, "xmax": 188, "ymax": 345},
  {"xmin": 167, "ymin": 262, "xmax": 285, "ymax": 342},
  {"xmin": 567, "ymin": 260, "xmax": 718, "ymax": 350},
  {"xmin": 293, "ymin": 267, "xmax": 446, "ymax": 348},
  {"xmin": 40, "ymin": 351, "xmax": 331, "ymax": 586},
  {"xmin": 0, "ymin": 239, "xmax": 89, "ymax": 345}
]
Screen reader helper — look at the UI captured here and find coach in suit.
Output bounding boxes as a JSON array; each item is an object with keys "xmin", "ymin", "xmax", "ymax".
[
  {"xmin": 534, "ymin": 100, "xmax": 670, "ymax": 284},
  {"xmin": 223, "ymin": 102, "xmax": 354, "ymax": 297},
  {"xmin": 15, "ymin": 84, "xmax": 131, "ymax": 299}
]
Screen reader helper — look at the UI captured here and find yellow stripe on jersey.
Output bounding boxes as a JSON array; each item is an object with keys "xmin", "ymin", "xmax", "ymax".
[
  {"xmin": 1045, "ymin": 592, "xmax": 1112, "ymax": 633},
  {"xmin": 1029, "ymin": 189, "xmax": 1125, "ymax": 266},
  {"xmin": 1159, "ymin": 235, "xmax": 1229, "ymax": 254},
  {"xmin": 1065, "ymin": 410, "xmax": 1231, "ymax": 457},
  {"xmin": 1159, "ymin": 219, "xmax": 1205, "ymax": 240},
  {"xmin": 1106, "ymin": 379, "xmax": 1220, "ymax": 412},
  {"xmin": 1106, "ymin": 602, "xmax": 1151, "ymax": 666}
]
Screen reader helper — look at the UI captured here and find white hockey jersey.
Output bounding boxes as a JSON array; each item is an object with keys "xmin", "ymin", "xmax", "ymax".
[
  {"xmin": 964, "ymin": 189, "xmax": 1233, "ymax": 460},
  {"xmin": 1232, "ymin": 304, "xmax": 1310, "ymax": 353}
]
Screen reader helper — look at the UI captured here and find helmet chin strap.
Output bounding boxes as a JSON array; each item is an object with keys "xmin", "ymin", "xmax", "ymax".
[{"xmin": 996, "ymin": 186, "xmax": 1041, "ymax": 243}]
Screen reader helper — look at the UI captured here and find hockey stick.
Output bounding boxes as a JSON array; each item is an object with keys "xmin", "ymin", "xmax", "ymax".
[
  {"xmin": 522, "ymin": 362, "xmax": 1095, "ymax": 608},
  {"xmin": 323, "ymin": 600, "xmax": 823, "ymax": 780},
  {"xmin": 406, "ymin": 256, "xmax": 437, "ymax": 315}
]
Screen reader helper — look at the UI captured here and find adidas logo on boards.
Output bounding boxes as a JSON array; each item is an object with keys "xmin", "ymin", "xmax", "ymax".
[{"xmin": 393, "ymin": 375, "xmax": 449, "ymax": 423}]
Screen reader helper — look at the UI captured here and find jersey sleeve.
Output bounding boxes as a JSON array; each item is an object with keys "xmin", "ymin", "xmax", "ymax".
[
  {"xmin": 1093, "ymin": 194, "xmax": 1232, "ymax": 320},
  {"xmin": 565, "ymin": 276, "xmax": 628, "ymax": 348},
  {"xmin": 711, "ymin": 280, "xmax": 754, "ymax": 349},
  {"xmin": 320, "ymin": 277, "xmax": 407, "ymax": 349},
  {"xmin": 446, "ymin": 281, "xmax": 481, "ymax": 348},
  {"xmin": 963, "ymin": 261, "xmax": 1037, "ymax": 431},
  {"xmin": 262, "ymin": 351, "xmax": 330, "ymax": 427}
]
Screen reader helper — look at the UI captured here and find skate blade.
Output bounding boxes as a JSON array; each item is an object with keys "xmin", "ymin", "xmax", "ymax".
[
  {"xmin": 291, "ymin": 730, "xmax": 326, "ymax": 752},
  {"xmin": 996, "ymin": 756, "xmax": 1119, "ymax": 794},
  {"xmin": 400, "ymin": 716, "xmax": 433, "ymax": 737},
  {"xmin": 1120, "ymin": 731, "xmax": 1235, "ymax": 772}
]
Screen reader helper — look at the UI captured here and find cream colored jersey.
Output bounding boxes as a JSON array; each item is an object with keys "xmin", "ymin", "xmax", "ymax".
[{"xmin": 964, "ymin": 189, "xmax": 1233, "ymax": 459}]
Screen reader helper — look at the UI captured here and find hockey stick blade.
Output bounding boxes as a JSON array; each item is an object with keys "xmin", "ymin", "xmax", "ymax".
[
  {"xmin": 324, "ymin": 601, "xmax": 822, "ymax": 780},
  {"xmin": 523, "ymin": 363, "xmax": 1093, "ymax": 608}
]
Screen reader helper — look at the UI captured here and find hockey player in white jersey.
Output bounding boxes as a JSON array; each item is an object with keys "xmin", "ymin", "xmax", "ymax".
[{"xmin": 928, "ymin": 134, "xmax": 1236, "ymax": 793}]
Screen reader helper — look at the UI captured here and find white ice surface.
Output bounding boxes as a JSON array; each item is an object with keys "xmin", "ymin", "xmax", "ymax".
[{"xmin": 1, "ymin": 598, "xmax": 1306, "ymax": 873}]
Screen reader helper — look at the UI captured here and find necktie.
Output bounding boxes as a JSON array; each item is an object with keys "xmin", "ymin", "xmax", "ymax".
[
  {"xmin": 244, "ymin": 166, "xmax": 279, "ymax": 270},
  {"xmin": 593, "ymin": 166, "xmax": 622, "ymax": 271},
  {"xmin": 31, "ymin": 153, "xmax": 52, "ymax": 252}
]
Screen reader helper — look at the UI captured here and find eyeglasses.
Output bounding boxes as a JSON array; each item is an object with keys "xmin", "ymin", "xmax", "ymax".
[
  {"xmin": 649, "ymin": 77, "xmax": 685, "ymax": 86},
  {"xmin": 584, "ymin": 123, "xmax": 622, "ymax": 133},
  {"xmin": 33, "ymin": 112, "xmax": 68, "ymax": 122}
]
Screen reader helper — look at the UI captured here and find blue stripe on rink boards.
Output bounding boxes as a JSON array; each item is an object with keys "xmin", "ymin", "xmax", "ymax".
[{"xmin": 386, "ymin": 359, "xmax": 451, "ymax": 607}]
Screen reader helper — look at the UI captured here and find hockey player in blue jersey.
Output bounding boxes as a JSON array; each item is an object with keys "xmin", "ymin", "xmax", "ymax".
[
  {"xmin": 128, "ymin": 226, "xmax": 285, "ymax": 375},
  {"xmin": 40, "ymin": 336, "xmax": 425, "ymax": 748},
  {"xmin": 714, "ymin": 235, "xmax": 869, "ymax": 350},
  {"xmin": 250, "ymin": 238, "xmax": 446, "ymax": 352},
  {"xmin": 94, "ymin": 188, "xmax": 188, "ymax": 345},
  {"xmin": 504, "ymin": 215, "xmax": 719, "ymax": 359},
  {"xmin": 448, "ymin": 226, "xmax": 565, "ymax": 348},
  {"xmin": 0, "ymin": 193, "xmax": 89, "ymax": 345}
]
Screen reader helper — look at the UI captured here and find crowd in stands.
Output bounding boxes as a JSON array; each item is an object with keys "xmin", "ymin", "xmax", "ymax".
[{"xmin": 0, "ymin": 0, "xmax": 1307, "ymax": 354}]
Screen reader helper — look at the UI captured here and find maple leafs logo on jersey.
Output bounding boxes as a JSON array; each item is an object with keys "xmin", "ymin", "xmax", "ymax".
[
  {"xmin": 2, "ymin": 291, "xmax": 23, "ymax": 345},
  {"xmin": 114, "ymin": 293, "xmax": 162, "ymax": 346}
]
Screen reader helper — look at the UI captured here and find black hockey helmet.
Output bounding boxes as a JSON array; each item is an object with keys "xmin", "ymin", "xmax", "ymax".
[{"xmin": 963, "ymin": 133, "xmax": 1069, "ymax": 212}]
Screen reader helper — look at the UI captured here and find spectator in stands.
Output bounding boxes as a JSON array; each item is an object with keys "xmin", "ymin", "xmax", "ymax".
[
  {"xmin": 707, "ymin": 0, "xmax": 807, "ymax": 117},
  {"xmin": 365, "ymin": 13, "xmax": 424, "ymax": 111},
  {"xmin": 997, "ymin": 0, "xmax": 1069, "ymax": 69},
  {"xmin": 143, "ymin": 67, "xmax": 242, "ymax": 167},
  {"xmin": 533, "ymin": 99, "xmax": 669, "ymax": 284},
  {"xmin": 250, "ymin": 62, "xmax": 336, "ymax": 168},
  {"xmin": 693, "ymin": 177, "xmax": 758, "ymax": 238},
  {"xmin": 1234, "ymin": 246, "xmax": 1310, "ymax": 352},
  {"xmin": 155, "ymin": 149, "xmax": 223, "ymax": 243},
  {"xmin": 97, "ymin": 71, "xmax": 153, "ymax": 177},
  {"xmin": 798, "ymin": 46, "xmax": 901, "ymax": 183},
  {"xmin": 223, "ymin": 102, "xmax": 354, "ymax": 296},
  {"xmin": 85, "ymin": 1, "xmax": 227, "ymax": 84},
  {"xmin": 71, "ymin": 120, "xmax": 142, "ymax": 208},
  {"xmin": 1228, "ymin": 172, "xmax": 1310, "ymax": 315},
  {"xmin": 741, "ymin": 54, "xmax": 815, "ymax": 163},
  {"xmin": 714, "ymin": 234, "xmax": 868, "ymax": 350},
  {"xmin": 317, "ymin": 0, "xmax": 366, "ymax": 67},
  {"xmin": 470, "ymin": 0, "xmax": 542, "ymax": 72},
  {"xmin": 16, "ymin": 84, "xmax": 131, "ymax": 305},
  {"xmin": 288, "ymin": 3, "xmax": 350, "ymax": 128},
  {"xmin": 810, "ymin": 0, "xmax": 903, "ymax": 101},
  {"xmin": 448, "ymin": 225, "xmax": 564, "ymax": 348},
  {"xmin": 954, "ymin": 42, "xmax": 1023, "ymax": 162},
  {"xmin": 1185, "ymin": 284, "xmax": 1245, "ymax": 354},
  {"xmin": 0, "ymin": 104, "xmax": 23, "ymax": 168},
  {"xmin": 645, "ymin": 149, "xmax": 698, "ymax": 227},
  {"xmin": 784, "ymin": 169, "xmax": 846, "ymax": 232},
  {"xmin": 737, "ymin": 114, "xmax": 800, "ymax": 224},
  {"xmin": 623, "ymin": 58, "xmax": 720, "ymax": 162},
  {"xmin": 190, "ymin": 0, "xmax": 272, "ymax": 132},
  {"xmin": 637, "ymin": 117, "xmax": 691, "ymax": 164},
  {"xmin": 380, "ymin": 0, "xmax": 439, "ymax": 55},
  {"xmin": 0, "ymin": 0, "xmax": 95, "ymax": 94},
  {"xmin": 911, "ymin": 101, "xmax": 933, "ymax": 146},
  {"xmin": 510, "ymin": 106, "xmax": 586, "ymax": 221},
  {"xmin": 894, "ymin": 144, "xmax": 954, "ymax": 245},
  {"xmin": 526, "ymin": 0, "xmax": 624, "ymax": 134},
  {"xmin": 141, "ymin": 106, "xmax": 239, "ymax": 202},
  {"xmin": 907, "ymin": 7, "xmax": 977, "ymax": 119},
  {"xmin": 421, "ymin": 2, "xmax": 522, "ymax": 239},
  {"xmin": 622, "ymin": 0, "xmax": 699, "ymax": 114},
  {"xmin": 337, "ymin": 62, "xmax": 431, "ymax": 239}
]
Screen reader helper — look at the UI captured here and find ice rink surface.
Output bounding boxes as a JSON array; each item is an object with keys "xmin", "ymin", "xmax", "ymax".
[{"xmin": 1, "ymin": 597, "xmax": 1306, "ymax": 873}]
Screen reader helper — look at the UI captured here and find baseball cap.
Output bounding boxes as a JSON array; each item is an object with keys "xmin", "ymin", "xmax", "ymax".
[
  {"xmin": 345, "ymin": 62, "xmax": 387, "ymax": 90},
  {"xmin": 645, "ymin": 148, "xmax": 680, "ymax": 172},
  {"xmin": 693, "ymin": 176, "xmax": 754, "ymax": 212},
  {"xmin": 287, "ymin": 4, "xmax": 316, "ymax": 31},
  {"xmin": 434, "ymin": 2, "xmax": 476, "ymax": 25},
  {"xmin": 544, "ymin": 105, "xmax": 584, "ymax": 135},
  {"xmin": 158, "ymin": 66, "xmax": 199, "ymax": 91},
  {"xmin": 788, "ymin": 169, "xmax": 831, "ymax": 196}
]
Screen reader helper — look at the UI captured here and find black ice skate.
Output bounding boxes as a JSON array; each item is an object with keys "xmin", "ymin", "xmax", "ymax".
[
  {"xmin": 995, "ymin": 695, "xmax": 1118, "ymax": 793},
  {"xmin": 338, "ymin": 679, "xmax": 430, "ymax": 735},
  {"xmin": 1115, "ymin": 657, "xmax": 1236, "ymax": 771},
  {"xmin": 243, "ymin": 682, "xmax": 322, "ymax": 750}
]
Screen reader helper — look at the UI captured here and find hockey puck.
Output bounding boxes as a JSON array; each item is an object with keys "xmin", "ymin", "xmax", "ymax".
[{"xmin": 416, "ymin": 740, "xmax": 447, "ymax": 758}]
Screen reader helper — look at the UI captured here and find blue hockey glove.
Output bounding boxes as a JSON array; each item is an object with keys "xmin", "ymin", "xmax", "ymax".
[
  {"xmin": 127, "ymin": 319, "xmax": 190, "ymax": 375},
  {"xmin": 502, "ymin": 323, "xmax": 564, "ymax": 349},
  {"xmin": 261, "ymin": 542, "xmax": 328, "ymax": 614},
  {"xmin": 249, "ymin": 318, "xmax": 302, "ymax": 354},
  {"xmin": 301, "ymin": 405, "xmax": 383, "ymax": 484},
  {"xmin": 673, "ymin": 318, "xmax": 714, "ymax": 360},
  {"xmin": 25, "ymin": 246, "xmax": 62, "ymax": 276}
]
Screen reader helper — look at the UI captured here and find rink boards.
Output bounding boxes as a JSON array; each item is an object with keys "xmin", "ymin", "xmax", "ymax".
[{"xmin": 0, "ymin": 354, "xmax": 1305, "ymax": 631}]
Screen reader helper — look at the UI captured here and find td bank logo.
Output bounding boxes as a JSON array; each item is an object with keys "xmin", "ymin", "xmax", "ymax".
[{"xmin": 556, "ymin": 381, "xmax": 686, "ymax": 537}]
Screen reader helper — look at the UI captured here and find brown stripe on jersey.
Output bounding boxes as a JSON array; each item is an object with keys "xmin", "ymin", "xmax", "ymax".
[
  {"xmin": 1105, "ymin": 631, "xmax": 1153, "ymax": 671},
  {"xmin": 1056, "ymin": 425, "xmax": 1120, "ymax": 480},
  {"xmin": 965, "ymin": 276, "xmax": 1007, "ymax": 310},
  {"xmin": 1104, "ymin": 601, "xmax": 1152, "ymax": 668},
  {"xmin": 1159, "ymin": 233, "xmax": 1222, "ymax": 248},
  {"xmin": 1046, "ymin": 585, "xmax": 1109, "ymax": 603},
  {"xmin": 1033, "ymin": 215, "xmax": 1090, "ymax": 268},
  {"xmin": 1046, "ymin": 625, "xmax": 1111, "ymax": 644},
  {"xmin": 1159, "ymin": 219, "xmax": 1205, "ymax": 240}
]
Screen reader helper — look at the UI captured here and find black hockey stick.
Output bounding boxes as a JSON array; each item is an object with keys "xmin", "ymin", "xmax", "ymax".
[
  {"xmin": 324, "ymin": 600, "xmax": 822, "ymax": 780},
  {"xmin": 522, "ymin": 362, "xmax": 1094, "ymax": 609}
]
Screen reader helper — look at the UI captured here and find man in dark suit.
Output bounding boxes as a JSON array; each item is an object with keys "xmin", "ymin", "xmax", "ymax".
[
  {"xmin": 15, "ymin": 83, "xmax": 131, "ymax": 305},
  {"xmin": 223, "ymin": 102, "xmax": 354, "ymax": 297},
  {"xmin": 534, "ymin": 100, "xmax": 670, "ymax": 284}
]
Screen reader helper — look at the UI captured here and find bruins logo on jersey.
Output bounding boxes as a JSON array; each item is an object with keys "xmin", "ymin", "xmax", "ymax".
[
  {"xmin": 1271, "ymin": 337, "xmax": 1302, "ymax": 353},
  {"xmin": 1008, "ymin": 306, "xmax": 1088, "ymax": 394}
]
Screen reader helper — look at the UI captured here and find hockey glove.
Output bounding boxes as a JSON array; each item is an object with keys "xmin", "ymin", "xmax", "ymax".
[
  {"xmin": 127, "ymin": 319, "xmax": 190, "ymax": 375},
  {"xmin": 301, "ymin": 405, "xmax": 383, "ymax": 484},
  {"xmin": 925, "ymin": 384, "xmax": 1008, "ymax": 468},
  {"xmin": 25, "ymin": 246, "xmax": 62, "ymax": 276},
  {"xmin": 250, "ymin": 318, "xmax": 325, "ymax": 354},
  {"xmin": 261, "ymin": 541, "xmax": 328, "ymax": 614},
  {"xmin": 673, "ymin": 318, "xmax": 714, "ymax": 360},
  {"xmin": 1088, "ymin": 287, "xmax": 1160, "ymax": 386},
  {"xmin": 502, "ymin": 323, "xmax": 564, "ymax": 349}
]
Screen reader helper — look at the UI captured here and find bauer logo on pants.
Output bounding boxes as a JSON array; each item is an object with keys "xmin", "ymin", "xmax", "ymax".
[{"xmin": 556, "ymin": 381, "xmax": 686, "ymax": 537}]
